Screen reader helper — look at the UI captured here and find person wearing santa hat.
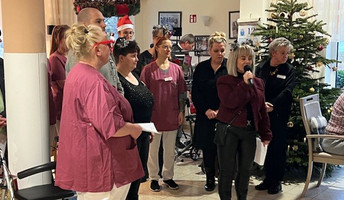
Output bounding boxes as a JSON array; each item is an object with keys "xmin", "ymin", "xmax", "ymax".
[{"xmin": 117, "ymin": 15, "xmax": 135, "ymax": 40}]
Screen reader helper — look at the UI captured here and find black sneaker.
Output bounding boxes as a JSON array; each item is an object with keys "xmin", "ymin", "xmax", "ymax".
[
  {"xmin": 163, "ymin": 179, "xmax": 179, "ymax": 190},
  {"xmin": 255, "ymin": 181, "xmax": 270, "ymax": 190},
  {"xmin": 150, "ymin": 180, "xmax": 161, "ymax": 192},
  {"xmin": 268, "ymin": 183, "xmax": 282, "ymax": 194}
]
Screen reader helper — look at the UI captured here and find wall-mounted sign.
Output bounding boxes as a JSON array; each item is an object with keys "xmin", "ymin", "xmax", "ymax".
[{"xmin": 189, "ymin": 14, "xmax": 197, "ymax": 23}]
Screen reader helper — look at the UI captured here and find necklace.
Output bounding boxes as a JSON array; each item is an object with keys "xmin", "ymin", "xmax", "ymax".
[{"xmin": 270, "ymin": 68, "xmax": 278, "ymax": 76}]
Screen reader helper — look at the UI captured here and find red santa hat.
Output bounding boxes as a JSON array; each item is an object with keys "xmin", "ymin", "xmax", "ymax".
[{"xmin": 117, "ymin": 15, "xmax": 134, "ymax": 32}]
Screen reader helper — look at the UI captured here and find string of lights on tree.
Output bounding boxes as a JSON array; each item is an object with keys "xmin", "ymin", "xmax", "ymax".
[{"xmin": 73, "ymin": 0, "xmax": 140, "ymax": 17}]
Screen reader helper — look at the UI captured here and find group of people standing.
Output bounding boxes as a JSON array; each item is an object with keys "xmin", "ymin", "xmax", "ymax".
[
  {"xmin": 49, "ymin": 6, "xmax": 299, "ymax": 200},
  {"xmin": 192, "ymin": 35, "xmax": 296, "ymax": 200},
  {"xmin": 53, "ymin": 7, "xmax": 186, "ymax": 200}
]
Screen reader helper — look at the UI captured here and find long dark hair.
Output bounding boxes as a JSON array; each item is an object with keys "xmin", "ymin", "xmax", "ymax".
[
  {"xmin": 113, "ymin": 37, "xmax": 140, "ymax": 64},
  {"xmin": 49, "ymin": 25, "xmax": 70, "ymax": 55}
]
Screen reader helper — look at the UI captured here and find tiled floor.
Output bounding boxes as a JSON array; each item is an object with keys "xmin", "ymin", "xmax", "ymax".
[{"xmin": 138, "ymin": 156, "xmax": 344, "ymax": 200}]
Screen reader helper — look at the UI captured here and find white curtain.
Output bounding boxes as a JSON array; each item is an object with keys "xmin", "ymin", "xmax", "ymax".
[
  {"xmin": 314, "ymin": 0, "xmax": 344, "ymax": 42},
  {"xmin": 44, "ymin": 0, "xmax": 76, "ymax": 26},
  {"xmin": 44, "ymin": 0, "xmax": 76, "ymax": 55}
]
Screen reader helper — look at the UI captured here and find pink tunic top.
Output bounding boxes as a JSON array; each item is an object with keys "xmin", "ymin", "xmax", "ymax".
[
  {"xmin": 140, "ymin": 61, "xmax": 187, "ymax": 131},
  {"xmin": 55, "ymin": 63, "xmax": 143, "ymax": 192},
  {"xmin": 49, "ymin": 51, "xmax": 67, "ymax": 120}
]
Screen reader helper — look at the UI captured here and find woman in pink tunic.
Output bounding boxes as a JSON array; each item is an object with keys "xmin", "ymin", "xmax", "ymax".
[
  {"xmin": 55, "ymin": 24, "xmax": 143, "ymax": 200},
  {"xmin": 140, "ymin": 36, "xmax": 187, "ymax": 192},
  {"xmin": 49, "ymin": 25, "xmax": 69, "ymax": 130}
]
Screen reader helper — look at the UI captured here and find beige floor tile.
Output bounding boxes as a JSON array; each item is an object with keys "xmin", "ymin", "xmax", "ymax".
[{"xmin": 138, "ymin": 134, "xmax": 344, "ymax": 200}]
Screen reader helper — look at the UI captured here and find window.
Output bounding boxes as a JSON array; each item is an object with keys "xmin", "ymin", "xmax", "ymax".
[
  {"xmin": 105, "ymin": 16, "xmax": 119, "ymax": 41},
  {"xmin": 314, "ymin": 0, "xmax": 344, "ymax": 89}
]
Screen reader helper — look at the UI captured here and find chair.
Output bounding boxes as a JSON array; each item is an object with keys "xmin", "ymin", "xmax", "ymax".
[
  {"xmin": 0, "ymin": 149, "xmax": 75, "ymax": 200},
  {"xmin": 14, "ymin": 162, "xmax": 75, "ymax": 200},
  {"xmin": 299, "ymin": 94, "xmax": 344, "ymax": 197}
]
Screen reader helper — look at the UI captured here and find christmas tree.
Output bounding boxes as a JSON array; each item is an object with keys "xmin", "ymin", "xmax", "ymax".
[{"xmin": 252, "ymin": 0, "xmax": 341, "ymax": 169}]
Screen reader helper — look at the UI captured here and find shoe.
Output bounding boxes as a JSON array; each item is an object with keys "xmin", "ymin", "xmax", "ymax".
[
  {"xmin": 176, "ymin": 140, "xmax": 186, "ymax": 149},
  {"xmin": 255, "ymin": 181, "xmax": 270, "ymax": 190},
  {"xmin": 150, "ymin": 180, "xmax": 161, "ymax": 192},
  {"xmin": 268, "ymin": 183, "xmax": 282, "ymax": 194},
  {"xmin": 204, "ymin": 178, "xmax": 216, "ymax": 191},
  {"xmin": 163, "ymin": 179, "xmax": 179, "ymax": 190},
  {"xmin": 140, "ymin": 176, "xmax": 148, "ymax": 183}
]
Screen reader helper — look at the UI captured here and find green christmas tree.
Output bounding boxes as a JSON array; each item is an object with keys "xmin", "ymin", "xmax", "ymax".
[{"xmin": 252, "ymin": 0, "xmax": 341, "ymax": 169}]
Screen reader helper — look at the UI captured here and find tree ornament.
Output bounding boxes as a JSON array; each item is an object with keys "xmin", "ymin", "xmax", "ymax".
[
  {"xmin": 332, "ymin": 66, "xmax": 338, "ymax": 71},
  {"xmin": 280, "ymin": 12, "xmax": 285, "ymax": 18},
  {"xmin": 268, "ymin": 38, "xmax": 273, "ymax": 43},
  {"xmin": 76, "ymin": 5, "xmax": 81, "ymax": 13},
  {"xmin": 287, "ymin": 121, "xmax": 294, "ymax": 128},
  {"xmin": 307, "ymin": 66, "xmax": 313, "ymax": 70},
  {"xmin": 309, "ymin": 87, "xmax": 315, "ymax": 93},
  {"xmin": 317, "ymin": 45, "xmax": 323, "ymax": 51},
  {"xmin": 255, "ymin": 42, "xmax": 260, "ymax": 48},
  {"xmin": 289, "ymin": 53, "xmax": 295, "ymax": 59},
  {"xmin": 299, "ymin": 35, "xmax": 303, "ymax": 39},
  {"xmin": 324, "ymin": 38, "xmax": 330, "ymax": 47},
  {"xmin": 299, "ymin": 9, "xmax": 307, "ymax": 17},
  {"xmin": 269, "ymin": 25, "xmax": 274, "ymax": 29},
  {"xmin": 292, "ymin": 145, "xmax": 298, "ymax": 151},
  {"xmin": 116, "ymin": 4, "xmax": 130, "ymax": 16},
  {"xmin": 316, "ymin": 61, "xmax": 323, "ymax": 67}
]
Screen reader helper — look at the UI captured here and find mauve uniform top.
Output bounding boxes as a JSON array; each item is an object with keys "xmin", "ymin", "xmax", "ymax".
[
  {"xmin": 140, "ymin": 61, "xmax": 187, "ymax": 131},
  {"xmin": 55, "ymin": 63, "xmax": 143, "ymax": 192},
  {"xmin": 49, "ymin": 51, "xmax": 67, "ymax": 120}
]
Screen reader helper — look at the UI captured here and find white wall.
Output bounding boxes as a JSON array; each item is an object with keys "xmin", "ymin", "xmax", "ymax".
[{"xmin": 135, "ymin": 0, "xmax": 240, "ymax": 51}]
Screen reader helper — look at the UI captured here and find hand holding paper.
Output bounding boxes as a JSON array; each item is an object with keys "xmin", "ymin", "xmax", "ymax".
[{"xmin": 137, "ymin": 123, "xmax": 158, "ymax": 134}]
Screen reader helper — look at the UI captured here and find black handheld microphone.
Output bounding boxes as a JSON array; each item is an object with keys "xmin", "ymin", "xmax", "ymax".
[{"xmin": 244, "ymin": 65, "xmax": 254, "ymax": 85}]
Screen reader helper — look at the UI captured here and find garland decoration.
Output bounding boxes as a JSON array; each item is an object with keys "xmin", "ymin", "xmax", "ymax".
[{"xmin": 73, "ymin": 0, "xmax": 140, "ymax": 17}]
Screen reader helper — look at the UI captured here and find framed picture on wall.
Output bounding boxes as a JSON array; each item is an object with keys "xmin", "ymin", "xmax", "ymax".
[
  {"xmin": 229, "ymin": 11, "xmax": 240, "ymax": 39},
  {"xmin": 194, "ymin": 35, "xmax": 210, "ymax": 56},
  {"xmin": 158, "ymin": 11, "xmax": 182, "ymax": 31}
]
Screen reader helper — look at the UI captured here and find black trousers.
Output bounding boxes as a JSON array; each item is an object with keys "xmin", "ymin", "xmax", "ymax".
[
  {"xmin": 126, "ymin": 131, "xmax": 150, "ymax": 200},
  {"xmin": 217, "ymin": 125, "xmax": 256, "ymax": 200},
  {"xmin": 202, "ymin": 142, "xmax": 217, "ymax": 180},
  {"xmin": 264, "ymin": 116, "xmax": 288, "ymax": 186}
]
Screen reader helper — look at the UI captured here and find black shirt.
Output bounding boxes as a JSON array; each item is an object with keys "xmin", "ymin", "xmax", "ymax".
[{"xmin": 118, "ymin": 73, "xmax": 154, "ymax": 123}]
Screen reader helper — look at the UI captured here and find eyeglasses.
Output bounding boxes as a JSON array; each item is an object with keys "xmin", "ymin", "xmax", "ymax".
[
  {"xmin": 159, "ymin": 45, "xmax": 172, "ymax": 50},
  {"xmin": 94, "ymin": 40, "xmax": 115, "ymax": 51}
]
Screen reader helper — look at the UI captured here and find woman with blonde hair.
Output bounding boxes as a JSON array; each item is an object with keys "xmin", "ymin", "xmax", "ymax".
[
  {"xmin": 216, "ymin": 44, "xmax": 272, "ymax": 199},
  {"xmin": 55, "ymin": 24, "xmax": 143, "ymax": 199},
  {"xmin": 140, "ymin": 36, "xmax": 187, "ymax": 192},
  {"xmin": 191, "ymin": 31, "xmax": 228, "ymax": 191}
]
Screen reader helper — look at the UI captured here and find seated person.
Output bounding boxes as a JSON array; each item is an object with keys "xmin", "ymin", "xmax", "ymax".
[{"xmin": 321, "ymin": 93, "xmax": 344, "ymax": 155}]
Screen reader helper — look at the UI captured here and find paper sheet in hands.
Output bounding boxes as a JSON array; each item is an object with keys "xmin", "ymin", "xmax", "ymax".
[
  {"xmin": 254, "ymin": 137, "xmax": 268, "ymax": 166},
  {"xmin": 137, "ymin": 123, "xmax": 158, "ymax": 134}
]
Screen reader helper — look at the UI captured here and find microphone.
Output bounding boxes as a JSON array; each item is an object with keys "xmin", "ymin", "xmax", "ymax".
[{"xmin": 244, "ymin": 65, "xmax": 254, "ymax": 85}]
